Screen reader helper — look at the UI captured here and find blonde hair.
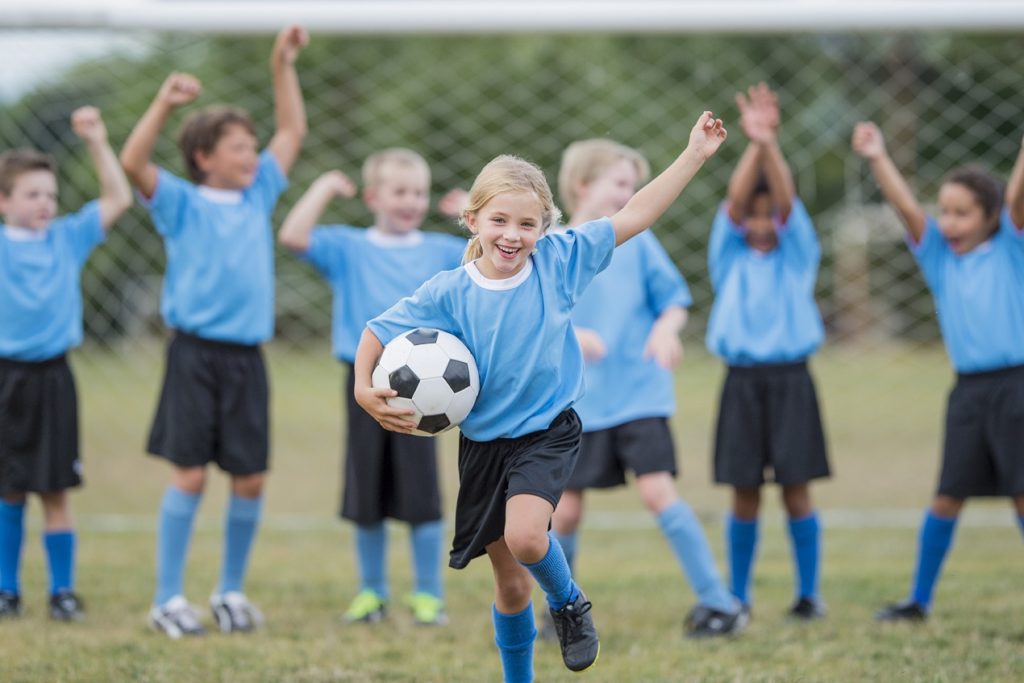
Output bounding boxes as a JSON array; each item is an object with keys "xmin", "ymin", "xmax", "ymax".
[
  {"xmin": 362, "ymin": 148, "xmax": 431, "ymax": 191},
  {"xmin": 460, "ymin": 155, "xmax": 561, "ymax": 264},
  {"xmin": 557, "ymin": 139, "xmax": 650, "ymax": 215}
]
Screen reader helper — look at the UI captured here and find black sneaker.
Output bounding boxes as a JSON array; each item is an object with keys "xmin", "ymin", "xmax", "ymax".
[
  {"xmin": 49, "ymin": 590, "xmax": 85, "ymax": 622},
  {"xmin": 549, "ymin": 591, "xmax": 600, "ymax": 672},
  {"xmin": 787, "ymin": 596, "xmax": 827, "ymax": 621},
  {"xmin": 875, "ymin": 599, "xmax": 928, "ymax": 622},
  {"xmin": 684, "ymin": 604, "xmax": 748, "ymax": 638},
  {"xmin": 0, "ymin": 590, "xmax": 21, "ymax": 619}
]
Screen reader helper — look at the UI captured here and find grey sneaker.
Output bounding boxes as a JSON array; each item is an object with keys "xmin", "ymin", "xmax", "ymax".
[
  {"xmin": 149, "ymin": 595, "xmax": 206, "ymax": 639},
  {"xmin": 549, "ymin": 590, "xmax": 600, "ymax": 672},
  {"xmin": 210, "ymin": 591, "xmax": 264, "ymax": 633}
]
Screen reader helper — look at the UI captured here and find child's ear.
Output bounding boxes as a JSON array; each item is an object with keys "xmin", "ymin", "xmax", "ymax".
[
  {"xmin": 194, "ymin": 149, "xmax": 213, "ymax": 175},
  {"xmin": 463, "ymin": 210, "xmax": 479, "ymax": 234}
]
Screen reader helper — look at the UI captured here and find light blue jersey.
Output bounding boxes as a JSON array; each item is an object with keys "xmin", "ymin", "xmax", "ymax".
[
  {"xmin": 304, "ymin": 226, "xmax": 466, "ymax": 362},
  {"xmin": 368, "ymin": 218, "xmax": 616, "ymax": 442},
  {"xmin": 705, "ymin": 199, "xmax": 824, "ymax": 365},
  {"xmin": 144, "ymin": 150, "xmax": 287, "ymax": 344},
  {"xmin": 0, "ymin": 201, "xmax": 104, "ymax": 361},
  {"xmin": 570, "ymin": 229, "xmax": 692, "ymax": 431},
  {"xmin": 911, "ymin": 209, "xmax": 1024, "ymax": 372}
]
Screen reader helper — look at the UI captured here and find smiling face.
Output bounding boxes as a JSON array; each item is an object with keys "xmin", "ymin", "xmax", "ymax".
[
  {"xmin": 365, "ymin": 162, "xmax": 431, "ymax": 234},
  {"xmin": 0, "ymin": 170, "xmax": 58, "ymax": 230},
  {"xmin": 937, "ymin": 181, "xmax": 997, "ymax": 254},
  {"xmin": 573, "ymin": 158, "xmax": 641, "ymax": 221},
  {"xmin": 193, "ymin": 123, "xmax": 260, "ymax": 190},
  {"xmin": 465, "ymin": 190, "xmax": 544, "ymax": 279}
]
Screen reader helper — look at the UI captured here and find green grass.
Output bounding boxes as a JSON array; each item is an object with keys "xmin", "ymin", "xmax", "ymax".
[{"xmin": 3, "ymin": 344, "xmax": 1023, "ymax": 682}]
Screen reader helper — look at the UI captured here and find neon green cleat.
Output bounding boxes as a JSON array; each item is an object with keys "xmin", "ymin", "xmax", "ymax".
[
  {"xmin": 343, "ymin": 589, "xmax": 387, "ymax": 624},
  {"xmin": 406, "ymin": 592, "xmax": 448, "ymax": 626}
]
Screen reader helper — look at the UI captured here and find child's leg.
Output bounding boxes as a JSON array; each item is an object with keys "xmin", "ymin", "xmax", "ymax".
[
  {"xmin": 353, "ymin": 522, "xmax": 388, "ymax": 598},
  {"xmin": 0, "ymin": 494, "xmax": 27, "ymax": 595},
  {"xmin": 550, "ymin": 489, "xmax": 583, "ymax": 574},
  {"xmin": 638, "ymin": 472, "xmax": 735, "ymax": 612},
  {"xmin": 409, "ymin": 520, "xmax": 443, "ymax": 599},
  {"xmin": 505, "ymin": 495, "xmax": 576, "ymax": 609},
  {"xmin": 155, "ymin": 466, "xmax": 205, "ymax": 605},
  {"xmin": 727, "ymin": 486, "xmax": 761, "ymax": 606},
  {"xmin": 219, "ymin": 473, "xmax": 264, "ymax": 595},
  {"xmin": 908, "ymin": 495, "xmax": 961, "ymax": 608},
  {"xmin": 39, "ymin": 490, "xmax": 75, "ymax": 596},
  {"xmin": 781, "ymin": 483, "xmax": 820, "ymax": 601},
  {"xmin": 486, "ymin": 539, "xmax": 536, "ymax": 683},
  {"xmin": 1014, "ymin": 496, "xmax": 1024, "ymax": 539}
]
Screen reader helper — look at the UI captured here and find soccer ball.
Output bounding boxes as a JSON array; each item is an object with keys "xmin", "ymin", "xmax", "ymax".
[{"xmin": 372, "ymin": 328, "xmax": 480, "ymax": 436}]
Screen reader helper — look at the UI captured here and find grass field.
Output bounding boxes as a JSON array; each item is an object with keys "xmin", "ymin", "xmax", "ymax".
[{"xmin": 2, "ymin": 344, "xmax": 1023, "ymax": 682}]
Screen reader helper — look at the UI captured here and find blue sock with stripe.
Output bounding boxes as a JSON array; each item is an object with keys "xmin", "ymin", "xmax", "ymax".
[
  {"xmin": 219, "ymin": 494, "xmax": 263, "ymax": 594},
  {"xmin": 659, "ymin": 500, "xmax": 736, "ymax": 612},
  {"xmin": 0, "ymin": 500, "xmax": 25, "ymax": 594},
  {"xmin": 154, "ymin": 486, "xmax": 201, "ymax": 606},
  {"xmin": 521, "ymin": 532, "xmax": 579, "ymax": 610},
  {"xmin": 551, "ymin": 529, "xmax": 578, "ymax": 575},
  {"xmin": 43, "ymin": 530, "xmax": 75, "ymax": 595},
  {"xmin": 910, "ymin": 511, "xmax": 957, "ymax": 608},
  {"xmin": 355, "ymin": 522, "xmax": 388, "ymax": 599},
  {"xmin": 727, "ymin": 515, "xmax": 758, "ymax": 606},
  {"xmin": 493, "ymin": 602, "xmax": 536, "ymax": 683},
  {"xmin": 410, "ymin": 520, "xmax": 443, "ymax": 598}
]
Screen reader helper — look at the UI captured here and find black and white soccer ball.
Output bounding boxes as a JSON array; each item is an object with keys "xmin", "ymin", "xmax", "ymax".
[{"xmin": 372, "ymin": 328, "xmax": 480, "ymax": 436}]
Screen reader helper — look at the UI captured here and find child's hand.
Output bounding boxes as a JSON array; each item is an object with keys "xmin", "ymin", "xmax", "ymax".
[
  {"xmin": 354, "ymin": 384, "xmax": 418, "ymax": 433},
  {"xmin": 737, "ymin": 82, "xmax": 778, "ymax": 144},
  {"xmin": 273, "ymin": 25, "xmax": 309, "ymax": 66},
  {"xmin": 316, "ymin": 170, "xmax": 357, "ymax": 198},
  {"xmin": 70, "ymin": 106, "xmax": 108, "ymax": 144},
  {"xmin": 643, "ymin": 323, "xmax": 683, "ymax": 370},
  {"xmin": 687, "ymin": 111, "xmax": 728, "ymax": 160},
  {"xmin": 575, "ymin": 328, "xmax": 607, "ymax": 362},
  {"xmin": 438, "ymin": 188, "xmax": 469, "ymax": 219},
  {"xmin": 851, "ymin": 122, "xmax": 887, "ymax": 160},
  {"xmin": 157, "ymin": 73, "xmax": 202, "ymax": 109}
]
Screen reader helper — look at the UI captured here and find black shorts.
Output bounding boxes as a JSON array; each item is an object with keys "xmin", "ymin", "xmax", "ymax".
[
  {"xmin": 566, "ymin": 417, "xmax": 677, "ymax": 490},
  {"xmin": 449, "ymin": 409, "xmax": 581, "ymax": 569},
  {"xmin": 937, "ymin": 365, "xmax": 1024, "ymax": 498},
  {"xmin": 0, "ymin": 355, "xmax": 81, "ymax": 495},
  {"xmin": 340, "ymin": 365, "xmax": 441, "ymax": 525},
  {"xmin": 714, "ymin": 361, "xmax": 830, "ymax": 488},
  {"xmin": 147, "ymin": 332, "xmax": 269, "ymax": 475}
]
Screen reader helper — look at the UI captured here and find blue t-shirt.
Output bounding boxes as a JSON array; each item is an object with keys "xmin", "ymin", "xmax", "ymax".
[
  {"xmin": 569, "ymin": 229, "xmax": 692, "ymax": 431},
  {"xmin": 144, "ymin": 150, "xmax": 287, "ymax": 344},
  {"xmin": 368, "ymin": 218, "xmax": 616, "ymax": 442},
  {"xmin": 304, "ymin": 226, "xmax": 466, "ymax": 362},
  {"xmin": 0, "ymin": 202, "xmax": 104, "ymax": 361},
  {"xmin": 705, "ymin": 199, "xmax": 824, "ymax": 365},
  {"xmin": 910, "ymin": 209, "xmax": 1024, "ymax": 373}
]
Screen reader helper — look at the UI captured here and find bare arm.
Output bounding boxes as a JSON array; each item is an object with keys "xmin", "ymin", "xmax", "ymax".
[
  {"xmin": 266, "ymin": 25, "xmax": 309, "ymax": 175},
  {"xmin": 353, "ymin": 329, "xmax": 417, "ymax": 432},
  {"xmin": 760, "ymin": 140, "xmax": 795, "ymax": 221},
  {"xmin": 611, "ymin": 112, "xmax": 727, "ymax": 246},
  {"xmin": 71, "ymin": 107, "xmax": 132, "ymax": 230},
  {"xmin": 851, "ymin": 121, "xmax": 926, "ymax": 241},
  {"xmin": 643, "ymin": 305, "xmax": 688, "ymax": 369},
  {"xmin": 726, "ymin": 143, "xmax": 762, "ymax": 223},
  {"xmin": 120, "ymin": 73, "xmax": 202, "ymax": 198},
  {"xmin": 1006, "ymin": 135, "xmax": 1024, "ymax": 228},
  {"xmin": 278, "ymin": 171, "xmax": 357, "ymax": 252}
]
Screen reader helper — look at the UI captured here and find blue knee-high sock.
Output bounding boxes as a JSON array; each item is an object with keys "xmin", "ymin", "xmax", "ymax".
[
  {"xmin": 1017, "ymin": 515, "xmax": 1024, "ymax": 541},
  {"xmin": 410, "ymin": 520, "xmax": 443, "ymax": 598},
  {"xmin": 493, "ymin": 602, "xmax": 536, "ymax": 683},
  {"xmin": 787, "ymin": 512, "xmax": 821, "ymax": 600},
  {"xmin": 43, "ymin": 530, "xmax": 75, "ymax": 595},
  {"xmin": 658, "ymin": 500, "xmax": 736, "ymax": 613},
  {"xmin": 727, "ymin": 515, "xmax": 758, "ymax": 606},
  {"xmin": 154, "ymin": 487, "xmax": 201, "ymax": 606},
  {"xmin": 521, "ymin": 532, "xmax": 578, "ymax": 610},
  {"xmin": 0, "ymin": 500, "xmax": 25, "ymax": 594},
  {"xmin": 910, "ymin": 511, "xmax": 957, "ymax": 608},
  {"xmin": 355, "ymin": 522, "xmax": 388, "ymax": 598},
  {"xmin": 551, "ymin": 530, "xmax": 578, "ymax": 575},
  {"xmin": 219, "ymin": 494, "xmax": 262, "ymax": 595}
]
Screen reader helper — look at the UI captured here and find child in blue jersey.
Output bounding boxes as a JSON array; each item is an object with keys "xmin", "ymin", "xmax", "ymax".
[
  {"xmin": 0, "ymin": 107, "xmax": 132, "ymax": 621},
  {"xmin": 355, "ymin": 112, "xmax": 727, "ymax": 682},
  {"xmin": 853, "ymin": 122, "xmax": 1024, "ymax": 622},
  {"xmin": 120, "ymin": 25, "xmax": 308, "ymax": 638},
  {"xmin": 279, "ymin": 149, "xmax": 466, "ymax": 626},
  {"xmin": 548, "ymin": 138, "xmax": 745, "ymax": 639},
  {"xmin": 707, "ymin": 84, "xmax": 830, "ymax": 621}
]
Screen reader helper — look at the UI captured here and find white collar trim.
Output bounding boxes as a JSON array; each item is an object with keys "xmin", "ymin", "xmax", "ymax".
[
  {"xmin": 464, "ymin": 258, "xmax": 534, "ymax": 290},
  {"xmin": 3, "ymin": 225, "xmax": 47, "ymax": 241},
  {"xmin": 366, "ymin": 227, "xmax": 424, "ymax": 247},
  {"xmin": 198, "ymin": 185, "xmax": 243, "ymax": 204}
]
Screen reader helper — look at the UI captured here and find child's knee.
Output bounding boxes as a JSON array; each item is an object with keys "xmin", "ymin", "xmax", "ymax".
[
  {"xmin": 503, "ymin": 525, "xmax": 550, "ymax": 564},
  {"xmin": 172, "ymin": 466, "xmax": 207, "ymax": 494},
  {"xmin": 230, "ymin": 473, "xmax": 265, "ymax": 498},
  {"xmin": 494, "ymin": 572, "xmax": 533, "ymax": 607}
]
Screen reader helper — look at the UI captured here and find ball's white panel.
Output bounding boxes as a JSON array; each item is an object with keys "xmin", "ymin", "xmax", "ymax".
[
  {"xmin": 405, "ymin": 343, "xmax": 451, "ymax": 379},
  {"xmin": 446, "ymin": 384, "xmax": 478, "ymax": 426},
  {"xmin": 371, "ymin": 364, "xmax": 390, "ymax": 390},
  {"xmin": 386, "ymin": 396, "xmax": 423, "ymax": 424},
  {"xmin": 411, "ymin": 377, "xmax": 455, "ymax": 416},
  {"xmin": 435, "ymin": 330, "xmax": 471, "ymax": 361},
  {"xmin": 378, "ymin": 335, "xmax": 414, "ymax": 372}
]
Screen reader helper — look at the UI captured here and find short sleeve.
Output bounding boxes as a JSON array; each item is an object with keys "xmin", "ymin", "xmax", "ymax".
[
  {"xmin": 367, "ymin": 278, "xmax": 448, "ymax": 346},
  {"xmin": 249, "ymin": 150, "xmax": 288, "ymax": 211},
  {"xmin": 144, "ymin": 169, "xmax": 194, "ymax": 237},
  {"xmin": 778, "ymin": 199, "xmax": 820, "ymax": 269},
  {"xmin": 542, "ymin": 217, "xmax": 616, "ymax": 303},
  {"xmin": 304, "ymin": 226, "xmax": 350, "ymax": 277},
  {"xmin": 908, "ymin": 216, "xmax": 948, "ymax": 291},
  {"xmin": 51, "ymin": 200, "xmax": 105, "ymax": 265},
  {"xmin": 708, "ymin": 203, "xmax": 746, "ymax": 290},
  {"xmin": 999, "ymin": 206, "xmax": 1024, "ymax": 241},
  {"xmin": 640, "ymin": 232, "xmax": 692, "ymax": 313}
]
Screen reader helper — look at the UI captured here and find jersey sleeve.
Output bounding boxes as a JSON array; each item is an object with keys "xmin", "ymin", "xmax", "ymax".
[
  {"xmin": 304, "ymin": 226, "xmax": 350, "ymax": 278},
  {"xmin": 907, "ymin": 215, "xmax": 948, "ymax": 292},
  {"xmin": 250, "ymin": 150, "xmax": 289, "ymax": 211},
  {"xmin": 143, "ymin": 169, "xmax": 194, "ymax": 238},
  {"xmin": 367, "ymin": 277, "xmax": 449, "ymax": 346},
  {"xmin": 52, "ymin": 200, "xmax": 105, "ymax": 265},
  {"xmin": 708, "ymin": 203, "xmax": 746, "ymax": 291},
  {"xmin": 1000, "ymin": 206, "xmax": 1024, "ymax": 242},
  {"xmin": 544, "ymin": 218, "xmax": 616, "ymax": 304},
  {"xmin": 778, "ymin": 198, "xmax": 821, "ymax": 271},
  {"xmin": 640, "ymin": 232, "xmax": 692, "ymax": 313}
]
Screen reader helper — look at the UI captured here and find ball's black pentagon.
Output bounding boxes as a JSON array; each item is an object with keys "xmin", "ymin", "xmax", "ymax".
[
  {"xmin": 443, "ymin": 359, "xmax": 472, "ymax": 393},
  {"xmin": 389, "ymin": 365, "xmax": 420, "ymax": 399},
  {"xmin": 406, "ymin": 328, "xmax": 440, "ymax": 345},
  {"xmin": 418, "ymin": 413, "xmax": 451, "ymax": 434}
]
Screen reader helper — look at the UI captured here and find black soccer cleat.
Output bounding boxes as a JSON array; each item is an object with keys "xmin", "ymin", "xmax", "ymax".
[
  {"xmin": 0, "ymin": 590, "xmax": 21, "ymax": 619},
  {"xmin": 49, "ymin": 590, "xmax": 85, "ymax": 622},
  {"xmin": 875, "ymin": 599, "xmax": 928, "ymax": 622},
  {"xmin": 787, "ymin": 596, "xmax": 828, "ymax": 621},
  {"xmin": 684, "ymin": 604, "xmax": 748, "ymax": 638},
  {"xmin": 549, "ymin": 590, "xmax": 600, "ymax": 672}
]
